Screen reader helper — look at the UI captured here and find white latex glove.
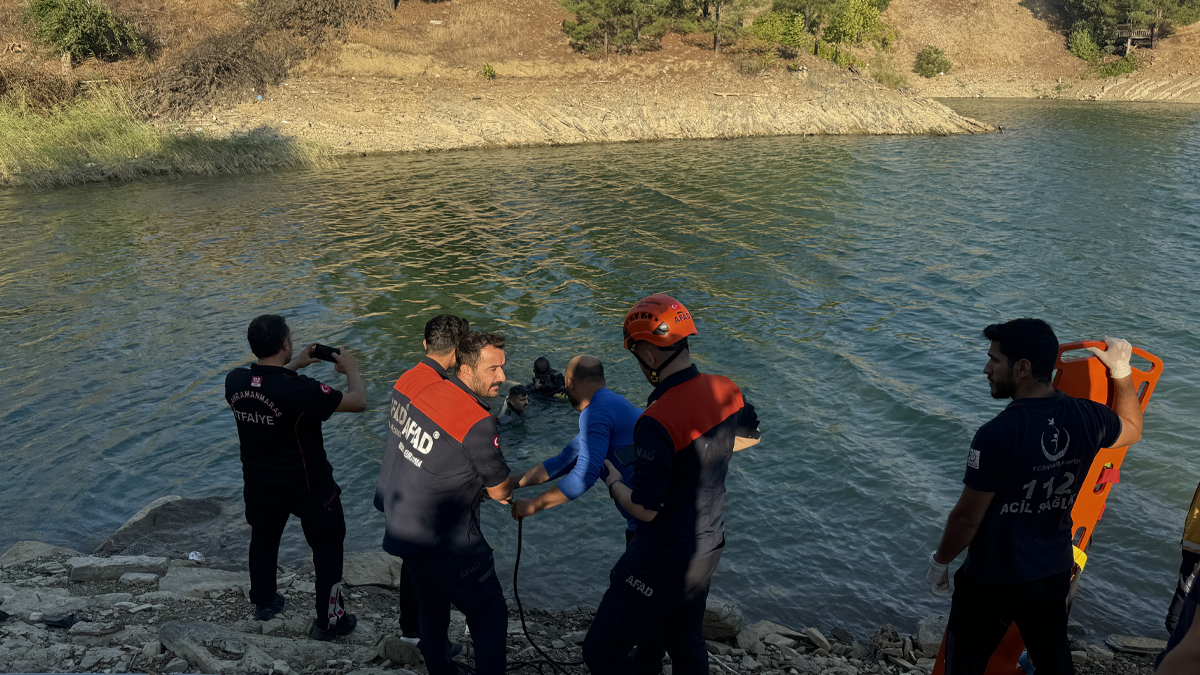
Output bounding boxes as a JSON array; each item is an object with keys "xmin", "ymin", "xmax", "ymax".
[
  {"xmin": 926, "ymin": 552, "xmax": 951, "ymax": 596},
  {"xmin": 1087, "ymin": 336, "xmax": 1133, "ymax": 379}
]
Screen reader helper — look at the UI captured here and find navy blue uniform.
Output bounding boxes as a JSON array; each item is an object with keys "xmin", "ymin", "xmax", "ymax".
[
  {"xmin": 374, "ymin": 356, "xmax": 448, "ymax": 639},
  {"xmin": 584, "ymin": 366, "xmax": 758, "ymax": 675},
  {"xmin": 946, "ymin": 392, "xmax": 1121, "ymax": 675},
  {"xmin": 376, "ymin": 374, "xmax": 511, "ymax": 675},
  {"xmin": 225, "ymin": 364, "xmax": 347, "ymax": 626}
]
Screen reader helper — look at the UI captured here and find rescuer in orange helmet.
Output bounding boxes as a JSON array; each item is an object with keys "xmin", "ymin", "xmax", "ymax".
[{"xmin": 583, "ymin": 294, "xmax": 761, "ymax": 674}]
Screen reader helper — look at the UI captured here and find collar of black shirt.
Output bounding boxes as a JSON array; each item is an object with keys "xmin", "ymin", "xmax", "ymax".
[
  {"xmin": 647, "ymin": 364, "xmax": 701, "ymax": 405},
  {"xmin": 449, "ymin": 374, "xmax": 491, "ymax": 411},
  {"xmin": 249, "ymin": 363, "xmax": 294, "ymax": 376},
  {"xmin": 422, "ymin": 356, "xmax": 448, "ymax": 378},
  {"xmin": 1005, "ymin": 391, "xmax": 1066, "ymax": 409}
]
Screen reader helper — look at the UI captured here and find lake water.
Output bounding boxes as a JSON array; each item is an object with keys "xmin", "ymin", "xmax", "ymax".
[{"xmin": 2, "ymin": 99, "xmax": 1199, "ymax": 639}]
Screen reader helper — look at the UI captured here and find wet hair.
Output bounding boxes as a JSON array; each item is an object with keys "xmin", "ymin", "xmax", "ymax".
[
  {"xmin": 457, "ymin": 331, "xmax": 506, "ymax": 370},
  {"xmin": 533, "ymin": 357, "xmax": 551, "ymax": 375},
  {"xmin": 508, "ymin": 385, "xmax": 529, "ymax": 399},
  {"xmin": 247, "ymin": 314, "xmax": 290, "ymax": 358},
  {"xmin": 571, "ymin": 360, "xmax": 605, "ymax": 384},
  {"xmin": 424, "ymin": 314, "xmax": 470, "ymax": 354},
  {"xmin": 982, "ymin": 318, "xmax": 1058, "ymax": 383}
]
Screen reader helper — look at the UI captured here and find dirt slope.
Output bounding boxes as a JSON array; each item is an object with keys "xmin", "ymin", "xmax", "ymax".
[{"xmin": 883, "ymin": 0, "xmax": 1200, "ymax": 101}]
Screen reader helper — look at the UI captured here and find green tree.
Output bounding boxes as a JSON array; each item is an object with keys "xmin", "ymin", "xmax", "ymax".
[
  {"xmin": 1065, "ymin": 0, "xmax": 1200, "ymax": 46},
  {"xmin": 22, "ymin": 0, "xmax": 146, "ymax": 60},
  {"xmin": 560, "ymin": 0, "xmax": 682, "ymax": 54}
]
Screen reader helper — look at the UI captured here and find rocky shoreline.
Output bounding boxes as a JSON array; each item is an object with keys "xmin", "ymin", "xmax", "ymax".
[{"xmin": 0, "ymin": 498, "xmax": 1166, "ymax": 674}]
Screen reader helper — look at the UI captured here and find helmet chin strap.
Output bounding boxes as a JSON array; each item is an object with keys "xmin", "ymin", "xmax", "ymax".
[{"xmin": 635, "ymin": 343, "xmax": 686, "ymax": 385}]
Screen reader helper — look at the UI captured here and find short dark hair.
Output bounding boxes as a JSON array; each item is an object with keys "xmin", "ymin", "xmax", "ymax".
[
  {"xmin": 533, "ymin": 357, "xmax": 551, "ymax": 375},
  {"xmin": 508, "ymin": 385, "xmax": 529, "ymax": 399},
  {"xmin": 982, "ymin": 318, "xmax": 1058, "ymax": 383},
  {"xmin": 571, "ymin": 360, "xmax": 605, "ymax": 384},
  {"xmin": 457, "ymin": 331, "xmax": 506, "ymax": 370},
  {"xmin": 247, "ymin": 314, "xmax": 290, "ymax": 358},
  {"xmin": 424, "ymin": 314, "xmax": 469, "ymax": 354}
]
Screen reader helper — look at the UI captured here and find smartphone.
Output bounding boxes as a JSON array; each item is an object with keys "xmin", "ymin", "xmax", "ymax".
[
  {"xmin": 313, "ymin": 344, "xmax": 341, "ymax": 362},
  {"xmin": 614, "ymin": 443, "xmax": 637, "ymax": 466}
]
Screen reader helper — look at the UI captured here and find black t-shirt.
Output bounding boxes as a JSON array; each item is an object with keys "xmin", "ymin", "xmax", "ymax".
[
  {"xmin": 628, "ymin": 366, "xmax": 759, "ymax": 561},
  {"xmin": 377, "ymin": 375, "xmax": 510, "ymax": 558},
  {"xmin": 961, "ymin": 391, "xmax": 1121, "ymax": 584},
  {"xmin": 225, "ymin": 364, "xmax": 343, "ymax": 499}
]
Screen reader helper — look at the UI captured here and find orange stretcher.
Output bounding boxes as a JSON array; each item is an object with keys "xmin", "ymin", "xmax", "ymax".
[{"xmin": 931, "ymin": 340, "xmax": 1164, "ymax": 675}]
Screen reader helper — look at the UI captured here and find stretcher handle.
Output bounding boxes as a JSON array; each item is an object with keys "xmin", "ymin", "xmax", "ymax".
[{"xmin": 1056, "ymin": 340, "xmax": 1163, "ymax": 411}]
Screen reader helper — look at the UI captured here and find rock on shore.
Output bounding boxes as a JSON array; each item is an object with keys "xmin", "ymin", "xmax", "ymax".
[{"xmin": 0, "ymin": 497, "xmax": 1165, "ymax": 674}]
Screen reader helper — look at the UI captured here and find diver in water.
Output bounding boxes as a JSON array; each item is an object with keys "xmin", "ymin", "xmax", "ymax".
[
  {"xmin": 496, "ymin": 385, "xmax": 530, "ymax": 425},
  {"xmin": 528, "ymin": 357, "xmax": 566, "ymax": 396}
]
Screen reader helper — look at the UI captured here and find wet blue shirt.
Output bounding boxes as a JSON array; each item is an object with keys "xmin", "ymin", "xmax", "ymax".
[{"xmin": 541, "ymin": 387, "xmax": 643, "ymax": 531}]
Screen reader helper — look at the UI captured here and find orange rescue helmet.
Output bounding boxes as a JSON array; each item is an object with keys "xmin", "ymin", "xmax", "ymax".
[{"xmin": 623, "ymin": 294, "xmax": 698, "ymax": 350}]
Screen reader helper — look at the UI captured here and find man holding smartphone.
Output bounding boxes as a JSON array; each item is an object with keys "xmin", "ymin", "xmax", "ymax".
[{"xmin": 225, "ymin": 314, "xmax": 366, "ymax": 641}]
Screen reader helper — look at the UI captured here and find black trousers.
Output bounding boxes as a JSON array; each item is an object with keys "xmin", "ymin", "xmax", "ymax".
[
  {"xmin": 1158, "ymin": 562, "xmax": 1199, "ymax": 669},
  {"xmin": 583, "ymin": 549, "xmax": 721, "ymax": 675},
  {"xmin": 399, "ymin": 560, "xmax": 420, "ymax": 638},
  {"xmin": 1166, "ymin": 549, "xmax": 1200, "ymax": 634},
  {"xmin": 945, "ymin": 569, "xmax": 1073, "ymax": 675},
  {"xmin": 245, "ymin": 491, "xmax": 345, "ymax": 625},
  {"xmin": 404, "ymin": 549, "xmax": 508, "ymax": 675}
]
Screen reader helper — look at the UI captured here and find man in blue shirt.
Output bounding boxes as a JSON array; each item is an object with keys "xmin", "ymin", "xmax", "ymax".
[{"xmin": 509, "ymin": 355, "xmax": 641, "ymax": 535}]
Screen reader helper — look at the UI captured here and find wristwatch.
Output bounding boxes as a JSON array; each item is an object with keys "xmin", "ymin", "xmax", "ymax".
[{"xmin": 607, "ymin": 479, "xmax": 623, "ymax": 498}]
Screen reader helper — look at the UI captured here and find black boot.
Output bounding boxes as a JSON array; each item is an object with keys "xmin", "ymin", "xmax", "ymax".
[
  {"xmin": 254, "ymin": 593, "xmax": 286, "ymax": 621},
  {"xmin": 310, "ymin": 613, "xmax": 357, "ymax": 641}
]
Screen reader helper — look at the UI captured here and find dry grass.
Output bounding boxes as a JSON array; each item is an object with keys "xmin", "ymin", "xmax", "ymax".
[{"xmin": 0, "ymin": 86, "xmax": 330, "ymax": 189}]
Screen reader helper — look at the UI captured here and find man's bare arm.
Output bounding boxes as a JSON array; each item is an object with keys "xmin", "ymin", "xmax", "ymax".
[{"xmin": 934, "ymin": 486, "xmax": 995, "ymax": 564}]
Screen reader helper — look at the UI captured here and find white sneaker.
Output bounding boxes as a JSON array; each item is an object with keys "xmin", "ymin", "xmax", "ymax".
[{"xmin": 399, "ymin": 635, "xmax": 419, "ymax": 645}]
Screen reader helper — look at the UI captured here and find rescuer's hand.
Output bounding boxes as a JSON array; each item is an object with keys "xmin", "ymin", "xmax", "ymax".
[
  {"xmin": 511, "ymin": 499, "xmax": 536, "ymax": 521},
  {"xmin": 603, "ymin": 460, "xmax": 622, "ymax": 488},
  {"xmin": 1087, "ymin": 336, "xmax": 1133, "ymax": 379},
  {"xmin": 331, "ymin": 347, "xmax": 359, "ymax": 375},
  {"xmin": 925, "ymin": 552, "xmax": 951, "ymax": 596},
  {"xmin": 290, "ymin": 343, "xmax": 320, "ymax": 369}
]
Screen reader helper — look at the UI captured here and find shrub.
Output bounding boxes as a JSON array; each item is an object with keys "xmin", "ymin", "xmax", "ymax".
[
  {"xmin": 869, "ymin": 55, "xmax": 907, "ymax": 88},
  {"xmin": 1067, "ymin": 25, "xmax": 1099, "ymax": 62},
  {"xmin": 1093, "ymin": 53, "xmax": 1140, "ymax": 77},
  {"xmin": 815, "ymin": 39, "xmax": 860, "ymax": 67},
  {"xmin": 22, "ymin": 0, "xmax": 146, "ymax": 60},
  {"xmin": 750, "ymin": 11, "xmax": 813, "ymax": 51},
  {"xmin": 481, "ymin": 63, "xmax": 496, "ymax": 79},
  {"xmin": 913, "ymin": 45, "xmax": 951, "ymax": 78}
]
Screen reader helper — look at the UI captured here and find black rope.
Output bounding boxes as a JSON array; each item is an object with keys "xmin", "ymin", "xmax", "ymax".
[{"xmin": 454, "ymin": 518, "xmax": 584, "ymax": 674}]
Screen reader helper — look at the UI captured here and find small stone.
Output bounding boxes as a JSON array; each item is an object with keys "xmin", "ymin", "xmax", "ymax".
[
  {"xmin": 377, "ymin": 635, "xmax": 422, "ymax": 665},
  {"xmin": 120, "ymin": 572, "xmax": 160, "ymax": 586},
  {"xmin": 273, "ymin": 659, "xmax": 291, "ymax": 674},
  {"xmin": 706, "ymin": 639, "xmax": 733, "ymax": 655},
  {"xmin": 1071, "ymin": 650, "xmax": 1088, "ymax": 663},
  {"xmin": 129, "ymin": 603, "xmax": 153, "ymax": 613},
  {"xmin": 165, "ymin": 657, "xmax": 188, "ymax": 671},
  {"xmin": 67, "ymin": 555, "xmax": 168, "ymax": 582},
  {"xmin": 805, "ymin": 627, "xmax": 832, "ymax": 652},
  {"xmin": 564, "ymin": 630, "xmax": 587, "ymax": 644},
  {"xmin": 1105, "ymin": 634, "xmax": 1168, "ymax": 655},
  {"xmin": 765, "ymin": 633, "xmax": 797, "ymax": 649},
  {"xmin": 916, "ymin": 657, "xmax": 935, "ymax": 668},
  {"xmin": 731, "ymin": 647, "xmax": 745, "ymax": 656},
  {"xmin": 69, "ymin": 621, "xmax": 122, "ymax": 636},
  {"xmin": 703, "ymin": 596, "xmax": 745, "ymax": 641},
  {"xmin": 551, "ymin": 639, "xmax": 566, "ymax": 649},
  {"xmin": 262, "ymin": 618, "xmax": 284, "ymax": 635},
  {"xmin": 741, "ymin": 654, "xmax": 761, "ymax": 669},
  {"xmin": 142, "ymin": 641, "xmax": 162, "ymax": 657},
  {"xmin": 292, "ymin": 580, "xmax": 316, "ymax": 594},
  {"xmin": 1086, "ymin": 644, "xmax": 1114, "ymax": 662},
  {"xmin": 832, "ymin": 642, "xmax": 847, "ymax": 655},
  {"xmin": 27, "ymin": 611, "xmax": 43, "ymax": 623}
]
